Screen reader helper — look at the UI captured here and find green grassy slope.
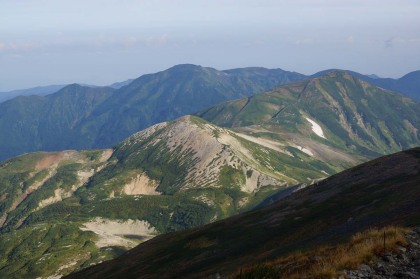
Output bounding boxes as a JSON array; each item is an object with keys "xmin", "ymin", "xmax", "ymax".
[
  {"xmin": 65, "ymin": 147, "xmax": 420, "ymax": 279},
  {"xmin": 1, "ymin": 116, "xmax": 315, "ymax": 278},
  {"xmin": 198, "ymin": 71, "xmax": 420, "ymax": 158}
]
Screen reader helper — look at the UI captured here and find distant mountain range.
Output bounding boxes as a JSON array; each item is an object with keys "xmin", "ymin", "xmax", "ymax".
[
  {"xmin": 0, "ymin": 64, "xmax": 305, "ymax": 161},
  {"xmin": 1, "ymin": 66, "xmax": 418, "ymax": 104},
  {"xmin": 0, "ymin": 64, "xmax": 419, "ymax": 162},
  {"xmin": 107, "ymin": 78, "xmax": 135, "ymax": 89},
  {"xmin": 65, "ymin": 147, "xmax": 420, "ymax": 279},
  {"xmin": 0, "ymin": 84, "xmax": 67, "ymax": 103},
  {"xmin": 0, "ymin": 78, "xmax": 134, "ymax": 103}
]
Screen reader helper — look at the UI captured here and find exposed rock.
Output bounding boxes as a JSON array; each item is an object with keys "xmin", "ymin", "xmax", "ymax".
[
  {"xmin": 80, "ymin": 218, "xmax": 156, "ymax": 248},
  {"xmin": 343, "ymin": 227, "xmax": 420, "ymax": 279},
  {"xmin": 123, "ymin": 173, "xmax": 160, "ymax": 196}
]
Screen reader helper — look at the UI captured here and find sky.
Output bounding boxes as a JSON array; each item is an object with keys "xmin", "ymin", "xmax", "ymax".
[{"xmin": 1, "ymin": 0, "xmax": 419, "ymax": 91}]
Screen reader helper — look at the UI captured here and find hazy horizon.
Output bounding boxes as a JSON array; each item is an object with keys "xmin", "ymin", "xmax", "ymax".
[{"xmin": 1, "ymin": 0, "xmax": 419, "ymax": 91}]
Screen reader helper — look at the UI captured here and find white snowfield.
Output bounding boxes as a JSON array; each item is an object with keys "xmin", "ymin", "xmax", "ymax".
[
  {"xmin": 305, "ymin": 117, "xmax": 327, "ymax": 139},
  {"xmin": 296, "ymin": 145, "xmax": 314, "ymax": 156}
]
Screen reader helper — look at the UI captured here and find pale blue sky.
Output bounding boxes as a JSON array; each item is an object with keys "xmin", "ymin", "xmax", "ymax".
[{"xmin": 1, "ymin": 0, "xmax": 419, "ymax": 91}]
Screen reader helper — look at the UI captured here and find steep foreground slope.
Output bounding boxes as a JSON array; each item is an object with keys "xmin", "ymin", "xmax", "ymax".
[
  {"xmin": 66, "ymin": 147, "xmax": 420, "ymax": 279},
  {"xmin": 0, "ymin": 64, "xmax": 304, "ymax": 161},
  {"xmin": 198, "ymin": 71, "xmax": 420, "ymax": 158},
  {"xmin": 0, "ymin": 115, "xmax": 331, "ymax": 278}
]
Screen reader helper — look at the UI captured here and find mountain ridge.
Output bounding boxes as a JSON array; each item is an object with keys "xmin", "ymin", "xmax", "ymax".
[
  {"xmin": 312, "ymin": 69, "xmax": 420, "ymax": 100},
  {"xmin": 0, "ymin": 64, "xmax": 306, "ymax": 161},
  {"xmin": 198, "ymin": 70, "xmax": 420, "ymax": 159},
  {"xmin": 1, "ymin": 66, "xmax": 418, "ymax": 105}
]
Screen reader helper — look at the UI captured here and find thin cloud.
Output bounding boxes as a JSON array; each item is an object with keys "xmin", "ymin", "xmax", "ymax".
[
  {"xmin": 385, "ymin": 38, "xmax": 394, "ymax": 48},
  {"xmin": 0, "ymin": 42, "xmax": 41, "ymax": 52},
  {"xmin": 384, "ymin": 37, "xmax": 420, "ymax": 48},
  {"xmin": 0, "ymin": 34, "xmax": 170, "ymax": 55}
]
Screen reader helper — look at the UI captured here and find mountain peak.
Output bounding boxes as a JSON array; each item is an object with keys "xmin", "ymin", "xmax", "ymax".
[
  {"xmin": 316, "ymin": 69, "xmax": 354, "ymax": 79},
  {"xmin": 60, "ymin": 83, "xmax": 84, "ymax": 90},
  {"xmin": 120, "ymin": 115, "xmax": 287, "ymax": 194},
  {"xmin": 54, "ymin": 83, "xmax": 103, "ymax": 95},
  {"xmin": 400, "ymin": 70, "xmax": 420, "ymax": 81},
  {"xmin": 166, "ymin": 63, "xmax": 207, "ymax": 72}
]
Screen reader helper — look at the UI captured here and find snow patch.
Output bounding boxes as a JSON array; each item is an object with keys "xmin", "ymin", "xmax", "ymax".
[
  {"xmin": 305, "ymin": 117, "xmax": 327, "ymax": 139},
  {"xmin": 295, "ymin": 145, "xmax": 314, "ymax": 156}
]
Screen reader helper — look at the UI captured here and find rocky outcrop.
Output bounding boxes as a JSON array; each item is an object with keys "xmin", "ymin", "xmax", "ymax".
[{"xmin": 344, "ymin": 227, "xmax": 420, "ymax": 279}]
